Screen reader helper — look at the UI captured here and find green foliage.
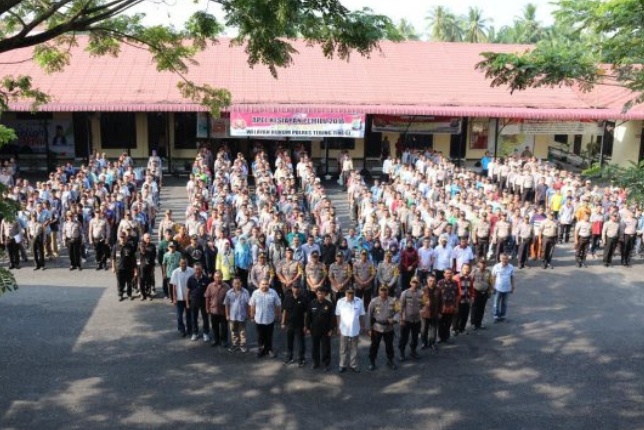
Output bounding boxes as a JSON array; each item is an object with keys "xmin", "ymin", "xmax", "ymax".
[
  {"xmin": 395, "ymin": 19, "xmax": 421, "ymax": 41},
  {"xmin": 0, "ymin": 267, "xmax": 18, "ymax": 298},
  {"xmin": 582, "ymin": 161, "xmax": 644, "ymax": 207}
]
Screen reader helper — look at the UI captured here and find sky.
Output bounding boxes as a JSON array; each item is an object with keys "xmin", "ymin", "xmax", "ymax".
[{"xmin": 135, "ymin": 0, "xmax": 556, "ymax": 37}]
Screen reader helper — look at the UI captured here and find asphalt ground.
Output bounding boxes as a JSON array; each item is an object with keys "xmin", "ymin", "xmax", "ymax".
[{"xmin": 1, "ymin": 178, "xmax": 644, "ymax": 430}]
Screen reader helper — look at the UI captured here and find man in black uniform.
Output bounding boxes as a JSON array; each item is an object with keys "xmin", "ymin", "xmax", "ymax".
[
  {"xmin": 306, "ymin": 288, "xmax": 335, "ymax": 371},
  {"xmin": 139, "ymin": 233, "xmax": 157, "ymax": 300},
  {"xmin": 184, "ymin": 234, "xmax": 205, "ymax": 268},
  {"xmin": 281, "ymin": 284, "xmax": 309, "ymax": 367},
  {"xmin": 112, "ymin": 232, "xmax": 137, "ymax": 301}
]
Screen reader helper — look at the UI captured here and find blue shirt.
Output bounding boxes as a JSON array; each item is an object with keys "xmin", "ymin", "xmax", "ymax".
[
  {"xmin": 249, "ymin": 289, "xmax": 281, "ymax": 325},
  {"xmin": 492, "ymin": 263, "xmax": 514, "ymax": 293}
]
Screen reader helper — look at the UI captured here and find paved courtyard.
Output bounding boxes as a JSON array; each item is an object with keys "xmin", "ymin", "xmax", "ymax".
[{"xmin": 1, "ymin": 179, "xmax": 644, "ymax": 430}]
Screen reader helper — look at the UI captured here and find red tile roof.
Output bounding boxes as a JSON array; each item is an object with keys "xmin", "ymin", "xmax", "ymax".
[{"xmin": 0, "ymin": 38, "xmax": 641, "ymax": 119}]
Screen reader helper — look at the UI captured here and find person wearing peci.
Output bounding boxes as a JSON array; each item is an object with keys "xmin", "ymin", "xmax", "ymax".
[
  {"xmin": 138, "ymin": 233, "xmax": 157, "ymax": 300},
  {"xmin": 367, "ymin": 285, "xmax": 400, "ymax": 371},
  {"xmin": 436, "ymin": 269, "xmax": 459, "ymax": 343},
  {"xmin": 169, "ymin": 257, "xmax": 195, "ymax": 337},
  {"xmin": 204, "ymin": 270, "xmax": 230, "ymax": 347},
  {"xmin": 470, "ymin": 258, "xmax": 493, "ymax": 330},
  {"xmin": 63, "ymin": 210, "xmax": 83, "ymax": 270},
  {"xmin": 249, "ymin": 278, "xmax": 282, "ymax": 358},
  {"xmin": 492, "ymin": 253, "xmax": 515, "ymax": 323},
  {"xmin": 112, "ymin": 232, "xmax": 137, "ymax": 301},
  {"xmin": 224, "ymin": 277, "xmax": 250, "ymax": 353},
  {"xmin": 306, "ymin": 288, "xmax": 335, "ymax": 371},
  {"xmin": 420, "ymin": 274, "xmax": 441, "ymax": 351},
  {"xmin": 398, "ymin": 276, "xmax": 423, "ymax": 361},
  {"xmin": 281, "ymin": 284, "xmax": 309, "ymax": 367},
  {"xmin": 187, "ymin": 263, "xmax": 211, "ymax": 342},
  {"xmin": 335, "ymin": 287, "xmax": 365, "ymax": 373}
]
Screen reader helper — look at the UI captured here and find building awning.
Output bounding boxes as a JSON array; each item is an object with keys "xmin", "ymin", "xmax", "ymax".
[{"xmin": 7, "ymin": 102, "xmax": 209, "ymax": 113}]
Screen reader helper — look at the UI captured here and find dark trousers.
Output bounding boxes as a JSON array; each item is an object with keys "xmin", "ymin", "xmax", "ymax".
[
  {"xmin": 139, "ymin": 265, "xmax": 155, "ymax": 298},
  {"xmin": 576, "ymin": 237, "xmax": 591, "ymax": 263},
  {"xmin": 603, "ymin": 237, "xmax": 619, "ymax": 264},
  {"xmin": 542, "ymin": 236, "xmax": 557, "ymax": 264},
  {"xmin": 163, "ymin": 278, "xmax": 172, "ymax": 299},
  {"xmin": 210, "ymin": 314, "xmax": 228, "ymax": 344},
  {"xmin": 286, "ymin": 325, "xmax": 305, "ymax": 361},
  {"xmin": 256, "ymin": 322, "xmax": 274, "ymax": 354},
  {"xmin": 32, "ymin": 236, "xmax": 45, "ymax": 268},
  {"xmin": 590, "ymin": 234, "xmax": 602, "ymax": 255},
  {"xmin": 475, "ymin": 238, "xmax": 489, "ymax": 260},
  {"xmin": 470, "ymin": 291, "xmax": 489, "ymax": 328},
  {"xmin": 452, "ymin": 302, "xmax": 471, "ymax": 333},
  {"xmin": 116, "ymin": 269, "xmax": 133, "ymax": 297},
  {"xmin": 622, "ymin": 234, "xmax": 636, "ymax": 265},
  {"xmin": 190, "ymin": 301, "xmax": 210, "ymax": 335},
  {"xmin": 559, "ymin": 224, "xmax": 572, "ymax": 243},
  {"xmin": 176, "ymin": 300, "xmax": 192, "ymax": 335},
  {"xmin": 237, "ymin": 268, "xmax": 249, "ymax": 290},
  {"xmin": 421, "ymin": 317, "xmax": 438, "ymax": 346},
  {"xmin": 94, "ymin": 240, "xmax": 108, "ymax": 266},
  {"xmin": 66, "ymin": 238, "xmax": 82, "ymax": 267},
  {"xmin": 401, "ymin": 269, "xmax": 415, "ymax": 292},
  {"xmin": 7, "ymin": 239, "xmax": 20, "ymax": 267},
  {"xmin": 369, "ymin": 330, "xmax": 394, "ymax": 363},
  {"xmin": 355, "ymin": 287, "xmax": 373, "ymax": 316},
  {"xmin": 311, "ymin": 334, "xmax": 331, "ymax": 366},
  {"xmin": 434, "ymin": 270, "xmax": 444, "ymax": 282},
  {"xmin": 521, "ymin": 188, "xmax": 534, "ymax": 203},
  {"xmin": 495, "ymin": 238, "xmax": 509, "ymax": 262},
  {"xmin": 399, "ymin": 321, "xmax": 421, "ymax": 353},
  {"xmin": 438, "ymin": 314, "xmax": 454, "ymax": 342},
  {"xmin": 518, "ymin": 238, "xmax": 532, "ymax": 267}
]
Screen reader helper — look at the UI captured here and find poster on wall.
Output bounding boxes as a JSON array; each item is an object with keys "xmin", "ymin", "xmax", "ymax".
[
  {"xmin": 498, "ymin": 134, "xmax": 535, "ymax": 157},
  {"xmin": 196, "ymin": 113, "xmax": 230, "ymax": 139},
  {"xmin": 470, "ymin": 118, "xmax": 489, "ymax": 150},
  {"xmin": 500, "ymin": 120, "xmax": 603, "ymax": 135},
  {"xmin": 230, "ymin": 112, "xmax": 365, "ymax": 138},
  {"xmin": 1, "ymin": 119, "xmax": 75, "ymax": 155},
  {"xmin": 371, "ymin": 115, "xmax": 462, "ymax": 134}
]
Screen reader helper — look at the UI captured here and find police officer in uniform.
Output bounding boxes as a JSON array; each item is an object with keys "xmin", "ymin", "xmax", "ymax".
[
  {"xmin": 574, "ymin": 212, "xmax": 592, "ymax": 268},
  {"xmin": 306, "ymin": 288, "xmax": 336, "ymax": 371},
  {"xmin": 139, "ymin": 233, "xmax": 157, "ymax": 300},
  {"xmin": 304, "ymin": 250, "xmax": 327, "ymax": 299},
  {"xmin": 277, "ymin": 248, "xmax": 303, "ymax": 296},
  {"xmin": 473, "ymin": 212, "xmax": 491, "ymax": 260},
  {"xmin": 367, "ymin": 285, "xmax": 400, "ymax": 371},
  {"xmin": 602, "ymin": 213, "xmax": 620, "ymax": 267},
  {"xmin": 328, "ymin": 251, "xmax": 352, "ymax": 302},
  {"xmin": 63, "ymin": 210, "xmax": 83, "ymax": 270},
  {"xmin": 621, "ymin": 212, "xmax": 638, "ymax": 267},
  {"xmin": 398, "ymin": 276, "xmax": 423, "ymax": 361},
  {"xmin": 89, "ymin": 210, "xmax": 110, "ymax": 270},
  {"xmin": 112, "ymin": 232, "xmax": 137, "ymax": 301},
  {"xmin": 352, "ymin": 249, "xmax": 376, "ymax": 310},
  {"xmin": 376, "ymin": 251, "xmax": 399, "ymax": 297},
  {"xmin": 492, "ymin": 213, "xmax": 511, "ymax": 263},
  {"xmin": 540, "ymin": 211, "xmax": 558, "ymax": 269},
  {"xmin": 27, "ymin": 213, "xmax": 45, "ymax": 270},
  {"xmin": 516, "ymin": 214, "xmax": 534, "ymax": 269},
  {"xmin": 250, "ymin": 252, "xmax": 273, "ymax": 292}
]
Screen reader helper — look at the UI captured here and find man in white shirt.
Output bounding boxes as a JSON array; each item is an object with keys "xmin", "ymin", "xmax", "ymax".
[
  {"xmin": 451, "ymin": 237, "xmax": 474, "ymax": 274},
  {"xmin": 491, "ymin": 253, "xmax": 515, "ymax": 323},
  {"xmin": 170, "ymin": 257, "xmax": 195, "ymax": 337},
  {"xmin": 433, "ymin": 235, "xmax": 453, "ymax": 281},
  {"xmin": 335, "ymin": 287, "xmax": 365, "ymax": 373},
  {"xmin": 417, "ymin": 237, "xmax": 434, "ymax": 286}
]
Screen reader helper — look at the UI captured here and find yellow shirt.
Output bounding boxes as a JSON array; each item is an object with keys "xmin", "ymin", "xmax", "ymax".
[
  {"xmin": 550, "ymin": 194, "xmax": 564, "ymax": 211},
  {"xmin": 216, "ymin": 252, "xmax": 235, "ymax": 280}
]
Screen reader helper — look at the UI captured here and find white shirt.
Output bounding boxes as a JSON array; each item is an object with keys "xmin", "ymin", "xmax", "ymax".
[
  {"xmin": 451, "ymin": 246, "xmax": 474, "ymax": 272},
  {"xmin": 492, "ymin": 263, "xmax": 514, "ymax": 293},
  {"xmin": 433, "ymin": 245, "xmax": 453, "ymax": 271},
  {"xmin": 170, "ymin": 266, "xmax": 195, "ymax": 301},
  {"xmin": 417, "ymin": 247, "xmax": 434, "ymax": 271},
  {"xmin": 335, "ymin": 296, "xmax": 365, "ymax": 337}
]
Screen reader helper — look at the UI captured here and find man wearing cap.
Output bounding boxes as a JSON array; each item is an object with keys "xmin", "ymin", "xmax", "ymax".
[
  {"xmin": 162, "ymin": 241, "xmax": 182, "ymax": 301},
  {"xmin": 138, "ymin": 233, "xmax": 157, "ymax": 300},
  {"xmin": 281, "ymin": 283, "xmax": 309, "ymax": 367},
  {"xmin": 305, "ymin": 250, "xmax": 327, "ymax": 299},
  {"xmin": 437, "ymin": 269, "xmax": 460, "ymax": 343},
  {"xmin": 250, "ymin": 278, "xmax": 282, "ymax": 358},
  {"xmin": 63, "ymin": 210, "xmax": 83, "ymax": 270},
  {"xmin": 112, "ymin": 232, "xmax": 137, "ymax": 301},
  {"xmin": 335, "ymin": 287, "xmax": 365, "ymax": 373},
  {"xmin": 250, "ymin": 252, "xmax": 273, "ymax": 292},
  {"xmin": 278, "ymin": 247, "xmax": 303, "ymax": 294},
  {"xmin": 367, "ymin": 285, "xmax": 400, "ymax": 370},
  {"xmin": 329, "ymin": 251, "xmax": 352, "ymax": 302},
  {"xmin": 399, "ymin": 276, "xmax": 423, "ymax": 361},
  {"xmin": 376, "ymin": 251, "xmax": 399, "ymax": 298},
  {"xmin": 540, "ymin": 211, "xmax": 558, "ymax": 269},
  {"xmin": 184, "ymin": 234, "xmax": 206, "ymax": 268},
  {"xmin": 602, "ymin": 213, "xmax": 620, "ymax": 267},
  {"xmin": 353, "ymin": 249, "xmax": 376, "ymax": 309},
  {"xmin": 89, "ymin": 210, "xmax": 110, "ymax": 270},
  {"xmin": 574, "ymin": 212, "xmax": 592, "ymax": 268}
]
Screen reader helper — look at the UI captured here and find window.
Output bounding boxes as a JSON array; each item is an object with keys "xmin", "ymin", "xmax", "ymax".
[
  {"xmin": 320, "ymin": 137, "xmax": 355, "ymax": 150},
  {"xmin": 100, "ymin": 113, "xmax": 136, "ymax": 149},
  {"xmin": 405, "ymin": 134, "xmax": 433, "ymax": 149},
  {"xmin": 174, "ymin": 113, "xmax": 197, "ymax": 149},
  {"xmin": 573, "ymin": 135, "xmax": 582, "ymax": 155},
  {"xmin": 554, "ymin": 134, "xmax": 568, "ymax": 145}
]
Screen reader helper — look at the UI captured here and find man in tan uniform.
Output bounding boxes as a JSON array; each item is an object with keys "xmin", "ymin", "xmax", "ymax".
[
  {"xmin": 352, "ymin": 249, "xmax": 376, "ymax": 310},
  {"xmin": 492, "ymin": 213, "xmax": 511, "ymax": 262},
  {"xmin": 329, "ymin": 252, "xmax": 352, "ymax": 302},
  {"xmin": 574, "ymin": 212, "xmax": 592, "ymax": 268},
  {"xmin": 367, "ymin": 285, "xmax": 400, "ymax": 371},
  {"xmin": 602, "ymin": 213, "xmax": 620, "ymax": 267},
  {"xmin": 305, "ymin": 250, "xmax": 327, "ymax": 299},
  {"xmin": 473, "ymin": 211, "xmax": 491, "ymax": 260},
  {"xmin": 89, "ymin": 210, "xmax": 110, "ymax": 270},
  {"xmin": 250, "ymin": 252, "xmax": 273, "ymax": 291},
  {"xmin": 376, "ymin": 251, "xmax": 399, "ymax": 297},
  {"xmin": 540, "ymin": 211, "xmax": 558, "ymax": 269}
]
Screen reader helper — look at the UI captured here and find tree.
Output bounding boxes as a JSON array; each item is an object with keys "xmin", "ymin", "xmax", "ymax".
[
  {"xmin": 583, "ymin": 161, "xmax": 644, "ymax": 208},
  {"xmin": 463, "ymin": 6, "xmax": 490, "ymax": 43},
  {"xmin": 515, "ymin": 3, "xmax": 543, "ymax": 44},
  {"xmin": 425, "ymin": 6, "xmax": 462, "ymax": 42},
  {"xmin": 0, "ymin": 0, "xmax": 401, "ymax": 296},
  {"xmin": 396, "ymin": 18, "xmax": 421, "ymax": 41}
]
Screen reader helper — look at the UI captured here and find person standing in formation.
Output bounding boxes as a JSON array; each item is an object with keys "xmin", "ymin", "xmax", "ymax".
[
  {"xmin": 367, "ymin": 285, "xmax": 400, "ymax": 371},
  {"xmin": 335, "ymin": 287, "xmax": 365, "ymax": 373},
  {"xmin": 437, "ymin": 269, "xmax": 459, "ymax": 343},
  {"xmin": 492, "ymin": 253, "xmax": 515, "ymax": 323},
  {"xmin": 89, "ymin": 210, "xmax": 109, "ymax": 270},
  {"xmin": 470, "ymin": 258, "xmax": 493, "ymax": 330},
  {"xmin": 574, "ymin": 212, "xmax": 592, "ymax": 268},
  {"xmin": 224, "ymin": 277, "xmax": 250, "ymax": 352},
  {"xmin": 112, "ymin": 232, "xmax": 137, "ymax": 301},
  {"xmin": 187, "ymin": 263, "xmax": 211, "ymax": 342},
  {"xmin": 250, "ymin": 278, "xmax": 281, "ymax": 358},
  {"xmin": 281, "ymin": 284, "xmax": 309, "ymax": 367},
  {"xmin": 138, "ymin": 233, "xmax": 156, "ymax": 300},
  {"xmin": 63, "ymin": 210, "xmax": 82, "ymax": 270},
  {"xmin": 398, "ymin": 276, "xmax": 423, "ymax": 361},
  {"xmin": 205, "ymin": 270, "xmax": 230, "ymax": 347},
  {"xmin": 306, "ymin": 289, "xmax": 335, "ymax": 371}
]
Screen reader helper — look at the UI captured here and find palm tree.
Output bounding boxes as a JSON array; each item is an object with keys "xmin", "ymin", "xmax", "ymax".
[
  {"xmin": 425, "ymin": 6, "xmax": 462, "ymax": 42},
  {"xmin": 463, "ymin": 6, "xmax": 490, "ymax": 43},
  {"xmin": 516, "ymin": 3, "xmax": 542, "ymax": 43},
  {"xmin": 396, "ymin": 18, "xmax": 421, "ymax": 41}
]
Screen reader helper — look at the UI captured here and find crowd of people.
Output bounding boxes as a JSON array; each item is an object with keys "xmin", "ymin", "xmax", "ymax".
[{"xmin": 4, "ymin": 141, "xmax": 643, "ymax": 373}]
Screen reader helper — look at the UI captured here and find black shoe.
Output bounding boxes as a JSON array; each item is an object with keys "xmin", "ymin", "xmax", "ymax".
[
  {"xmin": 129, "ymin": 296, "xmax": 135, "ymax": 301},
  {"xmin": 324, "ymin": 366, "xmax": 330, "ymax": 372},
  {"xmin": 399, "ymin": 352, "xmax": 406, "ymax": 362},
  {"xmin": 257, "ymin": 351, "xmax": 266, "ymax": 358},
  {"xmin": 284, "ymin": 358, "xmax": 294, "ymax": 365},
  {"xmin": 368, "ymin": 363, "xmax": 376, "ymax": 371},
  {"xmin": 78, "ymin": 266, "xmax": 82, "ymax": 271},
  {"xmin": 386, "ymin": 361, "xmax": 397, "ymax": 370},
  {"xmin": 211, "ymin": 341, "xmax": 220, "ymax": 348},
  {"xmin": 119, "ymin": 296, "xmax": 125, "ymax": 302},
  {"xmin": 338, "ymin": 367, "xmax": 347, "ymax": 373},
  {"xmin": 33, "ymin": 267, "xmax": 40, "ymax": 271},
  {"xmin": 542, "ymin": 263, "xmax": 547, "ymax": 269},
  {"xmin": 104, "ymin": 265, "xmax": 109, "ymax": 271},
  {"xmin": 140, "ymin": 296, "xmax": 147, "ymax": 301},
  {"xmin": 410, "ymin": 351, "xmax": 420, "ymax": 359},
  {"xmin": 8, "ymin": 265, "xmax": 14, "ymax": 269},
  {"xmin": 298, "ymin": 361, "xmax": 305, "ymax": 368},
  {"xmin": 14, "ymin": 265, "xmax": 20, "ymax": 270},
  {"xmin": 180, "ymin": 332, "xmax": 187, "ymax": 338},
  {"xmin": 70, "ymin": 266, "xmax": 76, "ymax": 270},
  {"xmin": 350, "ymin": 367, "xmax": 361, "ymax": 373},
  {"xmin": 311, "ymin": 363, "xmax": 320, "ymax": 369},
  {"xmin": 96, "ymin": 266, "xmax": 102, "ymax": 271},
  {"xmin": 420, "ymin": 344, "xmax": 428, "ymax": 350}
]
